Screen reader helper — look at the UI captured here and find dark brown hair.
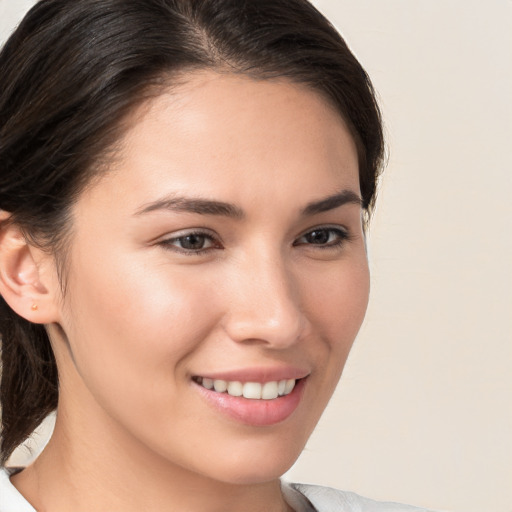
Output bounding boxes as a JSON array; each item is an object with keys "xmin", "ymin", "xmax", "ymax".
[{"xmin": 0, "ymin": 0, "xmax": 384, "ymax": 465}]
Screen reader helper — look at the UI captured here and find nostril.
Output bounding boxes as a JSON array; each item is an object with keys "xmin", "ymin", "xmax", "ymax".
[{"xmin": 222, "ymin": 315, "xmax": 304, "ymax": 348}]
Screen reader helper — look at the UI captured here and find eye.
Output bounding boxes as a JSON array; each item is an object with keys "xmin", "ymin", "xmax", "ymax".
[
  {"xmin": 158, "ymin": 231, "xmax": 220, "ymax": 254},
  {"xmin": 294, "ymin": 226, "xmax": 349, "ymax": 248}
]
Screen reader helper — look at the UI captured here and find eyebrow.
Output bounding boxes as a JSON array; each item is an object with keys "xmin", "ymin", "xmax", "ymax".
[
  {"xmin": 300, "ymin": 190, "xmax": 362, "ymax": 216},
  {"xmin": 135, "ymin": 196, "xmax": 245, "ymax": 219},
  {"xmin": 134, "ymin": 189, "xmax": 362, "ymax": 219}
]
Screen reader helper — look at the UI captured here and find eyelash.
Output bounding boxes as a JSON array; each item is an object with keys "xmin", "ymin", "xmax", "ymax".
[
  {"xmin": 158, "ymin": 230, "xmax": 220, "ymax": 255},
  {"xmin": 158, "ymin": 226, "xmax": 350, "ymax": 255},
  {"xmin": 293, "ymin": 226, "xmax": 350, "ymax": 249}
]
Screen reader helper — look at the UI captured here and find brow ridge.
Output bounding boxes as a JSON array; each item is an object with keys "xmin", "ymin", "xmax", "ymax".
[
  {"xmin": 135, "ymin": 196, "xmax": 245, "ymax": 219},
  {"xmin": 301, "ymin": 190, "xmax": 362, "ymax": 216},
  {"xmin": 135, "ymin": 189, "xmax": 361, "ymax": 219}
]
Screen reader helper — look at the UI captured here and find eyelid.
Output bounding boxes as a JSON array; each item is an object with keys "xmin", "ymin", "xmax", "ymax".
[
  {"xmin": 293, "ymin": 225, "xmax": 351, "ymax": 247},
  {"xmin": 157, "ymin": 228, "xmax": 223, "ymax": 254},
  {"xmin": 160, "ymin": 227, "xmax": 218, "ymax": 240},
  {"xmin": 155, "ymin": 224, "xmax": 351, "ymax": 255}
]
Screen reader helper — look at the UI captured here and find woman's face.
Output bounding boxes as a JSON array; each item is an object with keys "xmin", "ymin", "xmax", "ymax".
[{"xmin": 50, "ymin": 72, "xmax": 369, "ymax": 484}]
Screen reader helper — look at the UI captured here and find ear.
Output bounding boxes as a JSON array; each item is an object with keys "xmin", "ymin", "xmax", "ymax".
[{"xmin": 0, "ymin": 211, "xmax": 61, "ymax": 324}]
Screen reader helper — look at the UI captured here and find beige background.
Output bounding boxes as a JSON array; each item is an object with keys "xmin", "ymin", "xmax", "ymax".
[{"xmin": 2, "ymin": 1, "xmax": 511, "ymax": 511}]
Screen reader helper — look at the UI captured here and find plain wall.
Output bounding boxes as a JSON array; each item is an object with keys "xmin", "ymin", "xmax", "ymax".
[
  {"xmin": 2, "ymin": 1, "xmax": 511, "ymax": 512},
  {"xmin": 286, "ymin": 2, "xmax": 512, "ymax": 512}
]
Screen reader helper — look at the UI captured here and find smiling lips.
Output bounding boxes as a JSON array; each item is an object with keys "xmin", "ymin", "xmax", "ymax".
[
  {"xmin": 193, "ymin": 374, "xmax": 306, "ymax": 426},
  {"xmin": 194, "ymin": 376, "xmax": 296, "ymax": 400}
]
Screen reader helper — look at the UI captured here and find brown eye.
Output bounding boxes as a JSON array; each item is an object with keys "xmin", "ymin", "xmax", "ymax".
[
  {"xmin": 159, "ymin": 230, "xmax": 220, "ymax": 254},
  {"xmin": 294, "ymin": 227, "xmax": 348, "ymax": 248},
  {"xmin": 178, "ymin": 234, "xmax": 208, "ymax": 250},
  {"xmin": 305, "ymin": 230, "xmax": 330, "ymax": 244}
]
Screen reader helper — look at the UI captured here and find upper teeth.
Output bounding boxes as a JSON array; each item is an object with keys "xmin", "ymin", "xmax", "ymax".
[{"xmin": 197, "ymin": 377, "xmax": 296, "ymax": 400}]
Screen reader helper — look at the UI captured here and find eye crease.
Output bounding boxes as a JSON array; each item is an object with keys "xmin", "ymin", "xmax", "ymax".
[
  {"xmin": 158, "ymin": 226, "xmax": 351, "ymax": 256},
  {"xmin": 160, "ymin": 231, "xmax": 220, "ymax": 253},
  {"xmin": 294, "ymin": 227, "xmax": 349, "ymax": 248}
]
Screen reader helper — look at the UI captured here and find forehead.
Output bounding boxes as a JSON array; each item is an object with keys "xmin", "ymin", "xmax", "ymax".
[{"xmin": 78, "ymin": 71, "xmax": 360, "ymax": 216}]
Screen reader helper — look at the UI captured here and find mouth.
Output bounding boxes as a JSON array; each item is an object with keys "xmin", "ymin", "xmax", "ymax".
[
  {"xmin": 192, "ymin": 376, "xmax": 297, "ymax": 400},
  {"xmin": 192, "ymin": 374, "xmax": 307, "ymax": 426}
]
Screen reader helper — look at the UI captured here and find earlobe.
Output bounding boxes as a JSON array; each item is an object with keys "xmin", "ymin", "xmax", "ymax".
[{"xmin": 0, "ymin": 211, "xmax": 60, "ymax": 324}]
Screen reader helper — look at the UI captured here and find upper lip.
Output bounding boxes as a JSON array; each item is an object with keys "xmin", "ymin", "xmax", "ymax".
[{"xmin": 192, "ymin": 366, "xmax": 310, "ymax": 383}]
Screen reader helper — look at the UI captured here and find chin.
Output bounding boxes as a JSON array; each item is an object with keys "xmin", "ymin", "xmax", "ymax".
[
  {"xmin": 211, "ymin": 460, "xmax": 295, "ymax": 486},
  {"xmin": 194, "ymin": 435, "xmax": 307, "ymax": 486}
]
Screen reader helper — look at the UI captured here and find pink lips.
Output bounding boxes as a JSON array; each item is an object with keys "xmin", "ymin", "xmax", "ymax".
[{"xmin": 192, "ymin": 368, "xmax": 308, "ymax": 427}]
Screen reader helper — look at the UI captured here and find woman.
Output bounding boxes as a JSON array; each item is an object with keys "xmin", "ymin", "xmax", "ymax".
[{"xmin": 0, "ymin": 0, "xmax": 432, "ymax": 510}]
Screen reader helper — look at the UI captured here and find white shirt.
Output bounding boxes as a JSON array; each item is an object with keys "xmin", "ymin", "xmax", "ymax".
[
  {"xmin": 281, "ymin": 482, "xmax": 438, "ymax": 511},
  {"xmin": 0, "ymin": 468, "xmax": 437, "ymax": 512}
]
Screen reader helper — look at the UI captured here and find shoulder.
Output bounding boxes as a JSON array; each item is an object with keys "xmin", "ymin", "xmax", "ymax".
[
  {"xmin": 0, "ymin": 467, "xmax": 36, "ymax": 512},
  {"xmin": 283, "ymin": 481, "xmax": 440, "ymax": 512}
]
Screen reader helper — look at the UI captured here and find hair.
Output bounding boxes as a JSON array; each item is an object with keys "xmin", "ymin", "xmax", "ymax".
[{"xmin": 0, "ymin": 0, "xmax": 384, "ymax": 465}]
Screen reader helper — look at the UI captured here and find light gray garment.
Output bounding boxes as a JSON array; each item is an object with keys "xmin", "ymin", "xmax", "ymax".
[
  {"xmin": 0, "ymin": 468, "xmax": 36, "ymax": 512},
  {"xmin": 0, "ymin": 468, "xmax": 437, "ymax": 512},
  {"xmin": 282, "ymin": 481, "xmax": 439, "ymax": 511}
]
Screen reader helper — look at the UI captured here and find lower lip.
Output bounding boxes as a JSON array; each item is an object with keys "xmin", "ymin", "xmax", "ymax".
[{"xmin": 194, "ymin": 378, "xmax": 306, "ymax": 427}]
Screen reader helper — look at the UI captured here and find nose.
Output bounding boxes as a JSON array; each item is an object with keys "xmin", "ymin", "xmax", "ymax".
[{"xmin": 221, "ymin": 251, "xmax": 306, "ymax": 349}]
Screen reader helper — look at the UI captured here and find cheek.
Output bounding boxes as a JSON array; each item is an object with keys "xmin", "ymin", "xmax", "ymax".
[
  {"xmin": 302, "ymin": 255, "xmax": 370, "ymax": 353},
  {"xmin": 288, "ymin": 254, "xmax": 370, "ymax": 439},
  {"xmin": 67, "ymin": 249, "xmax": 217, "ymax": 343},
  {"xmin": 59, "ymin": 251, "xmax": 222, "ymax": 414}
]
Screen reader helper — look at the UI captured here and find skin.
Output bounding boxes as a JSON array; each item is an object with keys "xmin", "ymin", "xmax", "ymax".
[{"xmin": 8, "ymin": 72, "xmax": 370, "ymax": 512}]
